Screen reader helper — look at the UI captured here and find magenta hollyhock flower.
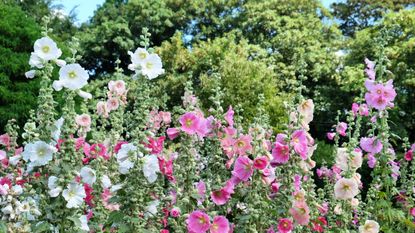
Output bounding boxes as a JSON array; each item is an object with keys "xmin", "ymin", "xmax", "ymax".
[
  {"xmin": 365, "ymin": 79, "xmax": 397, "ymax": 110},
  {"xmin": 326, "ymin": 132, "xmax": 335, "ymax": 140},
  {"xmin": 289, "ymin": 201, "xmax": 310, "ymax": 226},
  {"xmin": 84, "ymin": 143, "xmax": 108, "ymax": 159},
  {"xmin": 233, "ymin": 135, "xmax": 252, "ymax": 156},
  {"xmin": 352, "ymin": 103, "xmax": 359, "ymax": 116},
  {"xmin": 233, "ymin": 156, "xmax": 254, "ymax": 181},
  {"xmin": 277, "ymin": 218, "xmax": 293, "ymax": 233},
  {"xmin": 360, "ymin": 137, "xmax": 383, "ymax": 154},
  {"xmin": 84, "ymin": 183, "xmax": 94, "ymax": 207},
  {"xmin": 210, "ymin": 216, "xmax": 230, "ymax": 233},
  {"xmin": 290, "ymin": 130, "xmax": 308, "ymax": 160},
  {"xmin": 211, "ymin": 189, "xmax": 231, "ymax": 206},
  {"xmin": 167, "ymin": 128, "xmax": 180, "ymax": 140},
  {"xmin": 404, "ymin": 150, "xmax": 413, "ymax": 161},
  {"xmin": 293, "ymin": 174, "xmax": 302, "ymax": 192},
  {"xmin": 253, "ymin": 156, "xmax": 268, "ymax": 170},
  {"xmin": 410, "ymin": 207, "xmax": 415, "ymax": 217},
  {"xmin": 224, "ymin": 106, "xmax": 234, "ymax": 127},
  {"xmin": 187, "ymin": 210, "xmax": 210, "ymax": 233},
  {"xmin": 144, "ymin": 136, "xmax": 165, "ymax": 154},
  {"xmin": 272, "ymin": 142, "xmax": 290, "ymax": 164},
  {"xmin": 179, "ymin": 112, "xmax": 200, "ymax": 135},
  {"xmin": 170, "ymin": 207, "xmax": 181, "ymax": 217},
  {"xmin": 336, "ymin": 122, "xmax": 347, "ymax": 137}
]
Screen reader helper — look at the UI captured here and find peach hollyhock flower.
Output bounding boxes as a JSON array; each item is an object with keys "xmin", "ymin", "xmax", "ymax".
[
  {"xmin": 179, "ymin": 112, "xmax": 200, "ymax": 135},
  {"xmin": 96, "ymin": 101, "xmax": 109, "ymax": 118},
  {"xmin": 75, "ymin": 114, "xmax": 91, "ymax": 128},
  {"xmin": 186, "ymin": 210, "xmax": 210, "ymax": 233},
  {"xmin": 289, "ymin": 201, "xmax": 310, "ymax": 226},
  {"xmin": 233, "ymin": 134, "xmax": 252, "ymax": 156},
  {"xmin": 221, "ymin": 137, "xmax": 235, "ymax": 158},
  {"xmin": 277, "ymin": 218, "xmax": 293, "ymax": 233},
  {"xmin": 291, "ymin": 130, "xmax": 308, "ymax": 160},
  {"xmin": 233, "ymin": 156, "xmax": 254, "ymax": 181},
  {"xmin": 108, "ymin": 80, "xmax": 126, "ymax": 96},
  {"xmin": 297, "ymin": 99, "xmax": 314, "ymax": 128},
  {"xmin": 336, "ymin": 122, "xmax": 347, "ymax": 137},
  {"xmin": 106, "ymin": 98, "xmax": 120, "ymax": 111},
  {"xmin": 359, "ymin": 220, "xmax": 380, "ymax": 233},
  {"xmin": 334, "ymin": 178, "xmax": 359, "ymax": 200},
  {"xmin": 210, "ymin": 216, "xmax": 229, "ymax": 233},
  {"xmin": 336, "ymin": 148, "xmax": 363, "ymax": 171}
]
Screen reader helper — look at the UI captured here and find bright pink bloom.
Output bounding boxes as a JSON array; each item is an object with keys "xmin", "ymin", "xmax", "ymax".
[
  {"xmin": 326, "ymin": 132, "xmax": 335, "ymax": 141},
  {"xmin": 336, "ymin": 122, "xmax": 347, "ymax": 136},
  {"xmin": 160, "ymin": 229, "xmax": 169, "ymax": 233},
  {"xmin": 210, "ymin": 216, "xmax": 229, "ymax": 233},
  {"xmin": 211, "ymin": 182, "xmax": 233, "ymax": 206},
  {"xmin": 233, "ymin": 156, "xmax": 254, "ymax": 181},
  {"xmin": 0, "ymin": 134, "xmax": 10, "ymax": 150},
  {"xmin": 187, "ymin": 210, "xmax": 210, "ymax": 233},
  {"xmin": 224, "ymin": 106, "xmax": 234, "ymax": 127},
  {"xmin": 144, "ymin": 136, "xmax": 165, "ymax": 154},
  {"xmin": 290, "ymin": 130, "xmax": 308, "ymax": 160},
  {"xmin": 404, "ymin": 150, "xmax": 413, "ymax": 161},
  {"xmin": 159, "ymin": 158, "xmax": 175, "ymax": 182},
  {"xmin": 277, "ymin": 218, "xmax": 293, "ymax": 233},
  {"xmin": 365, "ymin": 79, "xmax": 397, "ymax": 110},
  {"xmin": 359, "ymin": 104, "xmax": 369, "ymax": 116},
  {"xmin": 272, "ymin": 142, "xmax": 290, "ymax": 164},
  {"xmin": 170, "ymin": 207, "xmax": 181, "ymax": 217},
  {"xmin": 221, "ymin": 137, "xmax": 235, "ymax": 158},
  {"xmin": 167, "ymin": 128, "xmax": 180, "ymax": 140},
  {"xmin": 271, "ymin": 182, "xmax": 280, "ymax": 193},
  {"xmin": 289, "ymin": 201, "xmax": 310, "ymax": 226},
  {"xmin": 367, "ymin": 153, "xmax": 377, "ymax": 168},
  {"xmin": 85, "ymin": 143, "xmax": 108, "ymax": 159},
  {"xmin": 233, "ymin": 135, "xmax": 252, "ymax": 156},
  {"xmin": 352, "ymin": 103, "xmax": 359, "ymax": 116},
  {"xmin": 253, "ymin": 156, "xmax": 268, "ymax": 170},
  {"xmin": 179, "ymin": 112, "xmax": 200, "ymax": 135},
  {"xmin": 84, "ymin": 183, "xmax": 94, "ymax": 207},
  {"xmin": 360, "ymin": 137, "xmax": 383, "ymax": 154},
  {"xmin": 410, "ymin": 207, "xmax": 415, "ymax": 217},
  {"xmin": 196, "ymin": 116, "xmax": 212, "ymax": 138}
]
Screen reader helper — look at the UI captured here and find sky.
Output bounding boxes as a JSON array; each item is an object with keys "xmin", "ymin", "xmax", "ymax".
[{"xmin": 55, "ymin": 0, "xmax": 342, "ymax": 24}]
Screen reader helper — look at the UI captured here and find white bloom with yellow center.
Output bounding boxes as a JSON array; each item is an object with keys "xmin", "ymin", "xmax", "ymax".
[
  {"xmin": 140, "ymin": 54, "xmax": 165, "ymax": 79},
  {"xmin": 33, "ymin": 37, "xmax": 62, "ymax": 61},
  {"xmin": 58, "ymin": 64, "xmax": 89, "ymax": 90},
  {"xmin": 359, "ymin": 220, "xmax": 380, "ymax": 233},
  {"xmin": 334, "ymin": 177, "xmax": 359, "ymax": 200},
  {"xmin": 128, "ymin": 47, "xmax": 149, "ymax": 67},
  {"xmin": 62, "ymin": 182, "xmax": 86, "ymax": 208},
  {"xmin": 22, "ymin": 141, "xmax": 57, "ymax": 166},
  {"xmin": 48, "ymin": 176, "xmax": 62, "ymax": 197}
]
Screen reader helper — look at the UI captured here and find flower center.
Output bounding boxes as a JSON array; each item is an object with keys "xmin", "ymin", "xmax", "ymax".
[
  {"xmin": 212, "ymin": 223, "xmax": 218, "ymax": 230},
  {"xmin": 68, "ymin": 190, "xmax": 76, "ymax": 197},
  {"xmin": 237, "ymin": 141, "xmax": 245, "ymax": 148},
  {"xmin": 342, "ymin": 184, "xmax": 350, "ymax": 191},
  {"xmin": 42, "ymin": 46, "xmax": 50, "ymax": 53},
  {"xmin": 139, "ymin": 52, "xmax": 147, "ymax": 59},
  {"xmin": 68, "ymin": 71, "xmax": 77, "ymax": 79},
  {"xmin": 146, "ymin": 62, "xmax": 153, "ymax": 69},
  {"xmin": 376, "ymin": 89, "xmax": 382, "ymax": 94},
  {"xmin": 37, "ymin": 148, "xmax": 46, "ymax": 157},
  {"xmin": 198, "ymin": 216, "xmax": 207, "ymax": 224},
  {"xmin": 185, "ymin": 119, "xmax": 193, "ymax": 127}
]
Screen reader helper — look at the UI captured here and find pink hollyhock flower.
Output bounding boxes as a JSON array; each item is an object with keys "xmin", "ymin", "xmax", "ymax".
[
  {"xmin": 187, "ymin": 210, "xmax": 210, "ymax": 233},
  {"xmin": 272, "ymin": 142, "xmax": 290, "ymax": 164},
  {"xmin": 404, "ymin": 150, "xmax": 413, "ymax": 161},
  {"xmin": 159, "ymin": 111, "xmax": 171, "ymax": 124},
  {"xmin": 170, "ymin": 207, "xmax": 181, "ymax": 217},
  {"xmin": 365, "ymin": 80, "xmax": 397, "ymax": 110},
  {"xmin": 0, "ymin": 134, "xmax": 10, "ymax": 150},
  {"xmin": 271, "ymin": 182, "xmax": 280, "ymax": 193},
  {"xmin": 160, "ymin": 230, "xmax": 169, "ymax": 233},
  {"xmin": 275, "ymin": 133, "xmax": 287, "ymax": 144},
  {"xmin": 360, "ymin": 137, "xmax": 383, "ymax": 154},
  {"xmin": 196, "ymin": 116, "xmax": 212, "ymax": 138},
  {"xmin": 74, "ymin": 137, "xmax": 85, "ymax": 151},
  {"xmin": 352, "ymin": 103, "xmax": 359, "ymax": 116},
  {"xmin": 336, "ymin": 122, "xmax": 347, "ymax": 137},
  {"xmin": 101, "ymin": 188, "xmax": 120, "ymax": 211},
  {"xmin": 359, "ymin": 104, "xmax": 369, "ymax": 116},
  {"xmin": 224, "ymin": 106, "xmax": 234, "ymax": 127},
  {"xmin": 317, "ymin": 202, "xmax": 329, "ymax": 215},
  {"xmin": 106, "ymin": 98, "xmax": 120, "ymax": 111},
  {"xmin": 75, "ymin": 114, "xmax": 91, "ymax": 128},
  {"xmin": 233, "ymin": 135, "xmax": 252, "ymax": 156},
  {"xmin": 364, "ymin": 58, "xmax": 376, "ymax": 80},
  {"xmin": 159, "ymin": 158, "xmax": 175, "ymax": 182},
  {"xmin": 210, "ymin": 216, "xmax": 229, "ymax": 233},
  {"xmin": 96, "ymin": 101, "xmax": 109, "ymax": 118},
  {"xmin": 334, "ymin": 178, "xmax": 359, "ymax": 200},
  {"xmin": 277, "ymin": 218, "xmax": 293, "ymax": 233},
  {"xmin": 144, "ymin": 136, "xmax": 165, "ymax": 154},
  {"xmin": 253, "ymin": 156, "xmax": 268, "ymax": 170},
  {"xmin": 221, "ymin": 137, "xmax": 235, "ymax": 158},
  {"xmin": 85, "ymin": 143, "xmax": 108, "ymax": 159},
  {"xmin": 233, "ymin": 156, "xmax": 254, "ymax": 181},
  {"xmin": 167, "ymin": 128, "xmax": 180, "ymax": 140},
  {"xmin": 293, "ymin": 175, "xmax": 302, "ymax": 192},
  {"xmin": 211, "ymin": 181, "xmax": 234, "ymax": 206},
  {"xmin": 179, "ymin": 112, "xmax": 200, "ymax": 135},
  {"xmin": 410, "ymin": 207, "xmax": 415, "ymax": 217},
  {"xmin": 367, "ymin": 154, "xmax": 377, "ymax": 168},
  {"xmin": 108, "ymin": 80, "xmax": 126, "ymax": 96},
  {"xmin": 326, "ymin": 132, "xmax": 335, "ymax": 140},
  {"xmin": 289, "ymin": 201, "xmax": 310, "ymax": 225},
  {"xmin": 84, "ymin": 183, "xmax": 94, "ymax": 207},
  {"xmin": 266, "ymin": 227, "xmax": 276, "ymax": 233},
  {"xmin": 290, "ymin": 130, "xmax": 308, "ymax": 160},
  {"xmin": 196, "ymin": 181, "xmax": 206, "ymax": 205}
]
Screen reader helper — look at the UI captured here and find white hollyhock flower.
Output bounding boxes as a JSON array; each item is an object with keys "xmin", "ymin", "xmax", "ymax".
[
  {"xmin": 334, "ymin": 177, "xmax": 359, "ymax": 200},
  {"xmin": 144, "ymin": 200, "xmax": 160, "ymax": 217},
  {"xmin": 101, "ymin": 175, "xmax": 112, "ymax": 189},
  {"xmin": 58, "ymin": 64, "xmax": 89, "ymax": 90},
  {"xmin": 29, "ymin": 52, "xmax": 44, "ymax": 68},
  {"xmin": 142, "ymin": 155, "xmax": 160, "ymax": 183},
  {"xmin": 129, "ymin": 48, "xmax": 149, "ymax": 67},
  {"xmin": 359, "ymin": 220, "xmax": 380, "ymax": 233},
  {"xmin": 55, "ymin": 59, "xmax": 66, "ymax": 67},
  {"xmin": 9, "ymin": 154, "xmax": 21, "ymax": 166},
  {"xmin": 51, "ymin": 117, "xmax": 64, "ymax": 142},
  {"xmin": 22, "ymin": 141, "xmax": 57, "ymax": 166},
  {"xmin": 25, "ymin": 70, "xmax": 36, "ymax": 79},
  {"xmin": 48, "ymin": 176, "xmax": 62, "ymax": 197},
  {"xmin": 62, "ymin": 183, "xmax": 86, "ymax": 208},
  {"xmin": 116, "ymin": 143, "xmax": 139, "ymax": 162},
  {"xmin": 140, "ymin": 54, "xmax": 165, "ymax": 79},
  {"xmin": 52, "ymin": 80, "xmax": 64, "ymax": 91},
  {"xmin": 80, "ymin": 166, "xmax": 96, "ymax": 185},
  {"xmin": 79, "ymin": 215, "xmax": 89, "ymax": 231},
  {"xmin": 118, "ymin": 159, "xmax": 134, "ymax": 174},
  {"xmin": 78, "ymin": 90, "xmax": 92, "ymax": 100},
  {"xmin": 33, "ymin": 37, "xmax": 62, "ymax": 61},
  {"xmin": 11, "ymin": 185, "xmax": 23, "ymax": 195}
]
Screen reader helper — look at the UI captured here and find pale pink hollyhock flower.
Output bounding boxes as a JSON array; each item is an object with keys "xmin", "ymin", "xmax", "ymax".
[
  {"xmin": 106, "ymin": 98, "xmax": 120, "ymax": 111},
  {"xmin": 289, "ymin": 201, "xmax": 310, "ymax": 225},
  {"xmin": 336, "ymin": 122, "xmax": 347, "ymax": 136},
  {"xmin": 290, "ymin": 130, "xmax": 308, "ymax": 160},
  {"xmin": 160, "ymin": 111, "xmax": 171, "ymax": 124},
  {"xmin": 352, "ymin": 103, "xmax": 359, "ymax": 116},
  {"xmin": 359, "ymin": 220, "xmax": 380, "ymax": 233},
  {"xmin": 272, "ymin": 142, "xmax": 290, "ymax": 164},
  {"xmin": 367, "ymin": 154, "xmax": 377, "ymax": 168},
  {"xmin": 277, "ymin": 218, "xmax": 293, "ymax": 233},
  {"xmin": 360, "ymin": 137, "xmax": 383, "ymax": 154},
  {"xmin": 233, "ymin": 134, "xmax": 252, "ymax": 156},
  {"xmin": 233, "ymin": 156, "xmax": 254, "ymax": 181},
  {"xmin": 297, "ymin": 99, "xmax": 314, "ymax": 127},
  {"xmin": 224, "ymin": 106, "xmax": 234, "ymax": 127},
  {"xmin": 179, "ymin": 112, "xmax": 200, "ymax": 135},
  {"xmin": 0, "ymin": 134, "xmax": 11, "ymax": 149},
  {"xmin": 365, "ymin": 79, "xmax": 396, "ymax": 110},
  {"xmin": 167, "ymin": 128, "xmax": 180, "ymax": 140},
  {"xmin": 327, "ymin": 132, "xmax": 335, "ymax": 140},
  {"xmin": 317, "ymin": 202, "xmax": 329, "ymax": 215},
  {"xmin": 336, "ymin": 148, "xmax": 362, "ymax": 171},
  {"xmin": 108, "ymin": 80, "xmax": 126, "ymax": 96},
  {"xmin": 334, "ymin": 178, "xmax": 359, "ymax": 200},
  {"xmin": 170, "ymin": 207, "xmax": 181, "ymax": 217},
  {"xmin": 334, "ymin": 204, "xmax": 342, "ymax": 215},
  {"xmin": 186, "ymin": 210, "xmax": 210, "ymax": 233},
  {"xmin": 404, "ymin": 150, "xmax": 413, "ymax": 161},
  {"xmin": 210, "ymin": 216, "xmax": 229, "ymax": 233},
  {"xmin": 101, "ymin": 188, "xmax": 120, "ymax": 211},
  {"xmin": 96, "ymin": 101, "xmax": 109, "ymax": 118},
  {"xmin": 359, "ymin": 104, "xmax": 369, "ymax": 116},
  {"xmin": 351, "ymin": 198, "xmax": 359, "ymax": 208},
  {"xmin": 196, "ymin": 181, "xmax": 206, "ymax": 205},
  {"xmin": 221, "ymin": 137, "xmax": 235, "ymax": 158},
  {"xmin": 253, "ymin": 156, "xmax": 268, "ymax": 170},
  {"xmin": 364, "ymin": 58, "xmax": 376, "ymax": 80},
  {"xmin": 75, "ymin": 114, "xmax": 91, "ymax": 128}
]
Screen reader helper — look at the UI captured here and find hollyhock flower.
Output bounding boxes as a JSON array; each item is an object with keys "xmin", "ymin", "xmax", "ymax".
[
  {"xmin": 233, "ymin": 156, "xmax": 254, "ymax": 181},
  {"xmin": 317, "ymin": 202, "xmax": 329, "ymax": 215},
  {"xmin": 116, "ymin": 143, "xmax": 138, "ymax": 162},
  {"xmin": 167, "ymin": 128, "xmax": 180, "ymax": 140},
  {"xmin": 25, "ymin": 70, "xmax": 36, "ymax": 79},
  {"xmin": 33, "ymin": 37, "xmax": 62, "ymax": 61},
  {"xmin": 170, "ymin": 207, "xmax": 181, "ymax": 217},
  {"xmin": 78, "ymin": 90, "xmax": 92, "ymax": 99},
  {"xmin": 83, "ymin": 183, "xmax": 94, "ymax": 207},
  {"xmin": 108, "ymin": 80, "xmax": 126, "ymax": 96},
  {"xmin": 359, "ymin": 220, "xmax": 380, "ymax": 233},
  {"xmin": 221, "ymin": 137, "xmax": 235, "ymax": 158},
  {"xmin": 128, "ymin": 47, "xmax": 149, "ymax": 67},
  {"xmin": 365, "ymin": 80, "xmax": 397, "ymax": 110},
  {"xmin": 234, "ymin": 134, "xmax": 252, "ymax": 156},
  {"xmin": 389, "ymin": 160, "xmax": 400, "ymax": 181},
  {"xmin": 272, "ymin": 142, "xmax": 290, "ymax": 164},
  {"xmin": 352, "ymin": 103, "xmax": 359, "ymax": 116},
  {"xmin": 404, "ymin": 150, "xmax": 413, "ymax": 161},
  {"xmin": 195, "ymin": 116, "xmax": 212, "ymax": 138},
  {"xmin": 144, "ymin": 136, "xmax": 165, "ymax": 154},
  {"xmin": 359, "ymin": 104, "xmax": 369, "ymax": 116},
  {"xmin": 210, "ymin": 216, "xmax": 229, "ymax": 233},
  {"xmin": 114, "ymin": 141, "xmax": 128, "ymax": 154},
  {"xmin": 360, "ymin": 137, "xmax": 383, "ymax": 154},
  {"xmin": 56, "ymin": 64, "xmax": 89, "ymax": 90},
  {"xmin": 144, "ymin": 200, "xmax": 160, "ymax": 217},
  {"xmin": 142, "ymin": 155, "xmax": 160, "ymax": 183},
  {"xmin": 336, "ymin": 122, "xmax": 347, "ymax": 136},
  {"xmin": 62, "ymin": 182, "xmax": 86, "ymax": 208},
  {"xmin": 289, "ymin": 201, "xmax": 310, "ymax": 225},
  {"xmin": 297, "ymin": 99, "xmax": 314, "ymax": 126},
  {"xmin": 101, "ymin": 188, "xmax": 120, "ymax": 211},
  {"xmin": 79, "ymin": 215, "xmax": 90, "ymax": 231},
  {"xmin": 75, "ymin": 114, "xmax": 91, "ymax": 128},
  {"xmin": 367, "ymin": 154, "xmax": 377, "ymax": 168},
  {"xmin": 48, "ymin": 176, "xmax": 62, "ymax": 197},
  {"xmin": 277, "ymin": 218, "xmax": 293, "ymax": 233},
  {"xmin": 29, "ymin": 52, "xmax": 44, "ymax": 68},
  {"xmin": 224, "ymin": 106, "xmax": 234, "ymax": 127},
  {"xmin": 253, "ymin": 156, "xmax": 268, "ymax": 170},
  {"xmin": 0, "ymin": 134, "xmax": 10, "ymax": 149},
  {"xmin": 80, "ymin": 166, "xmax": 96, "ymax": 185},
  {"xmin": 291, "ymin": 130, "xmax": 308, "ymax": 160},
  {"xmin": 211, "ymin": 187, "xmax": 232, "ymax": 206},
  {"xmin": 22, "ymin": 141, "xmax": 57, "ymax": 166},
  {"xmin": 106, "ymin": 98, "xmax": 120, "ymax": 111},
  {"xmin": 96, "ymin": 101, "xmax": 109, "ymax": 117},
  {"xmin": 180, "ymin": 112, "xmax": 200, "ymax": 135},
  {"xmin": 336, "ymin": 148, "xmax": 362, "ymax": 171},
  {"xmin": 159, "ymin": 157, "xmax": 175, "ymax": 182},
  {"xmin": 364, "ymin": 58, "xmax": 376, "ymax": 80},
  {"xmin": 334, "ymin": 178, "xmax": 359, "ymax": 200},
  {"xmin": 140, "ymin": 54, "xmax": 165, "ymax": 79},
  {"xmin": 410, "ymin": 207, "xmax": 415, "ymax": 217},
  {"xmin": 187, "ymin": 210, "xmax": 210, "ymax": 233},
  {"xmin": 327, "ymin": 132, "xmax": 335, "ymax": 140},
  {"xmin": 196, "ymin": 181, "xmax": 206, "ymax": 205}
]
